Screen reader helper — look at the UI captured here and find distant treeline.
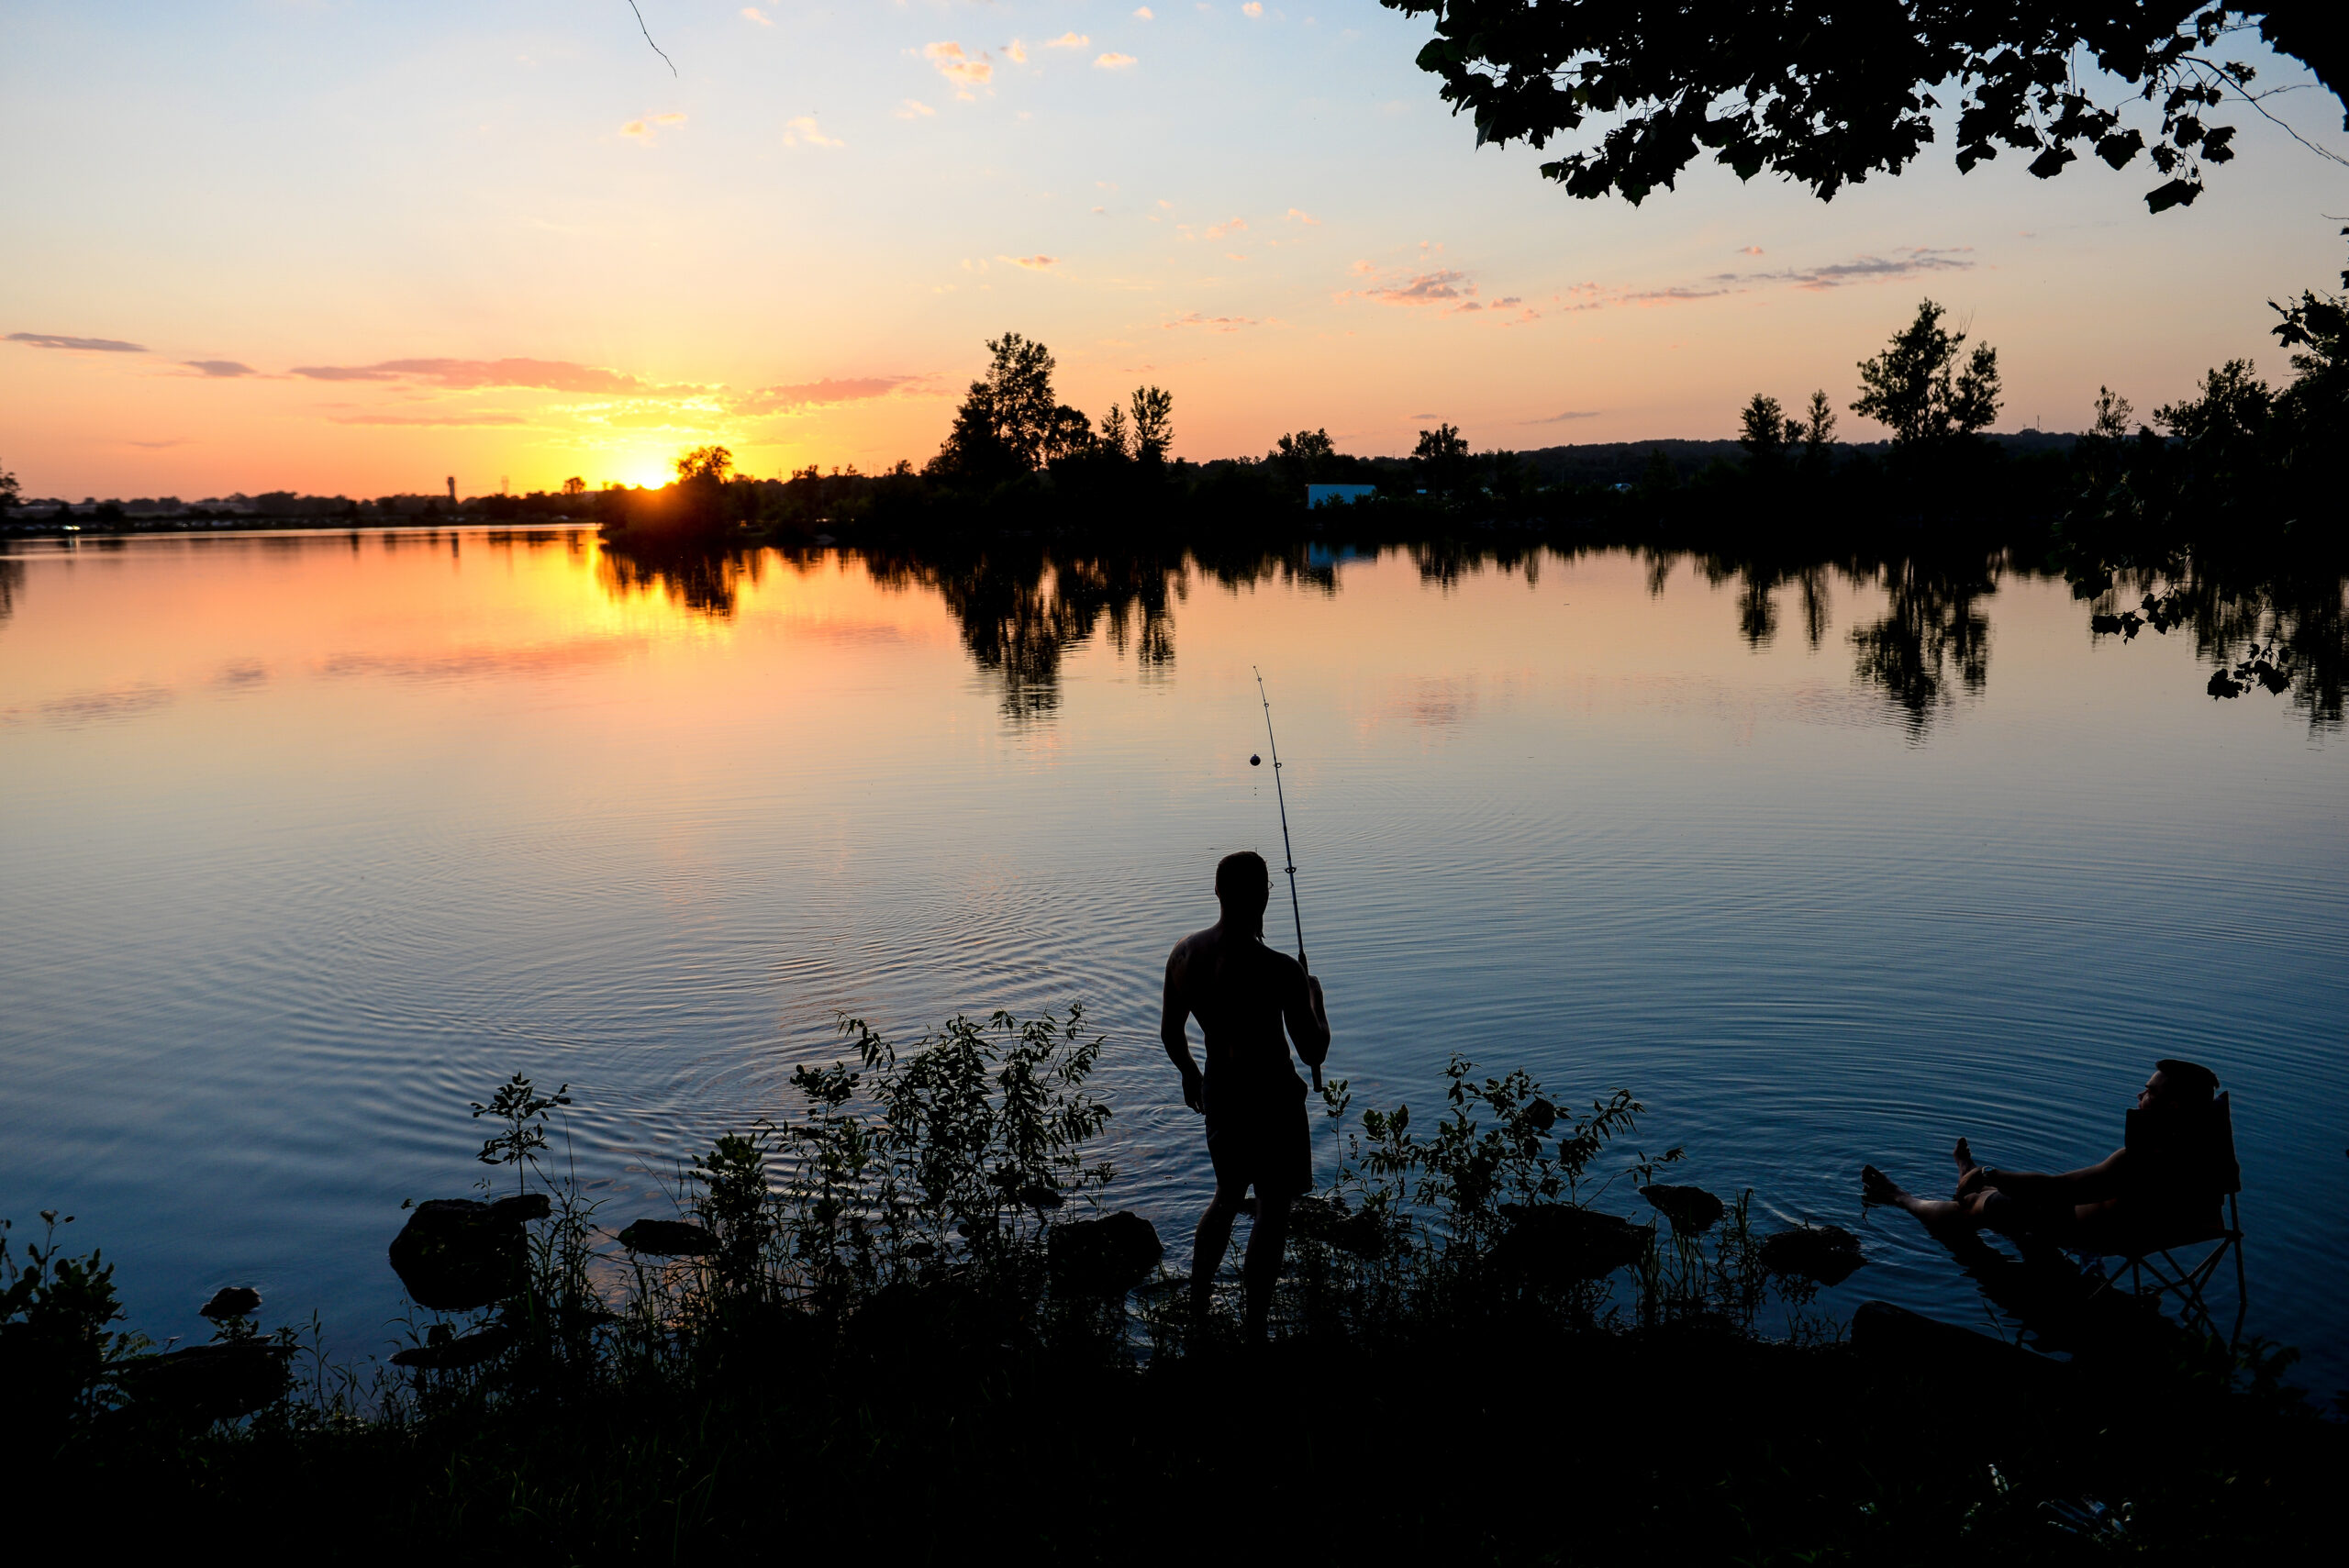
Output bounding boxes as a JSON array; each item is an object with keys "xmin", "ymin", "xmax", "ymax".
[
  {"xmin": 6, "ymin": 245, "xmax": 2339, "ymax": 562},
  {"xmin": 0, "ymin": 489, "xmax": 513, "ymax": 533}
]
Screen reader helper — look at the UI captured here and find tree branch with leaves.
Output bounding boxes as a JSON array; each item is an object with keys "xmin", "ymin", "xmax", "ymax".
[{"xmin": 1381, "ymin": 1, "xmax": 2343, "ymax": 212}]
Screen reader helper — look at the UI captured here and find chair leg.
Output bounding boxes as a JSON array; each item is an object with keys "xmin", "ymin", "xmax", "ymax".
[{"xmin": 2229, "ymin": 1200, "xmax": 2248, "ymax": 1351}]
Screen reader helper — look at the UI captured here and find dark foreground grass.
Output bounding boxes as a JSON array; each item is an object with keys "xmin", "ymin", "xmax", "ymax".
[
  {"xmin": 27, "ymin": 1316, "xmax": 2335, "ymax": 1564},
  {"xmin": 8, "ymin": 1010, "xmax": 2336, "ymax": 1562}
]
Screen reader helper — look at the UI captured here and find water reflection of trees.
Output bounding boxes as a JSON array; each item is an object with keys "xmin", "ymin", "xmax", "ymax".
[
  {"xmin": 1674, "ymin": 547, "xmax": 1997, "ymax": 733},
  {"xmin": 902, "ymin": 547, "xmax": 1179, "ymax": 718},
  {"xmin": 593, "ymin": 532, "xmax": 2341, "ymax": 736},
  {"xmin": 865, "ymin": 540, "xmax": 1339, "ymax": 719},
  {"xmin": 1849, "ymin": 558, "xmax": 1995, "ymax": 734},
  {"xmin": 596, "ymin": 539, "xmax": 771, "ymax": 617},
  {"xmin": 2089, "ymin": 558, "xmax": 2345, "ymax": 729},
  {"xmin": 1688, "ymin": 556, "xmax": 1835, "ymax": 651},
  {"xmin": 0, "ymin": 558, "xmax": 23, "ymax": 627}
]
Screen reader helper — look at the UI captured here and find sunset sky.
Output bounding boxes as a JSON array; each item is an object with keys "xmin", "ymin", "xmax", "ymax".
[{"xmin": 4, "ymin": 1, "xmax": 2343, "ymax": 498}]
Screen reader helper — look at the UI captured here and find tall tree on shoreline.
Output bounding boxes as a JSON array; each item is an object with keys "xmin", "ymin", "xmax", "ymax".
[
  {"xmin": 1379, "ymin": 2, "xmax": 2345, "ymax": 212},
  {"xmin": 1853, "ymin": 302, "xmax": 2002, "ymax": 446},
  {"xmin": 929, "ymin": 333, "xmax": 1095, "ymax": 485},
  {"xmin": 1129, "ymin": 386, "xmax": 1174, "ymax": 465},
  {"xmin": 1738, "ymin": 394, "xmax": 1800, "ymax": 468}
]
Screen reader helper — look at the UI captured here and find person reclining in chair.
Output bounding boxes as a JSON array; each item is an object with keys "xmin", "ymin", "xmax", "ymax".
[{"xmin": 1862, "ymin": 1059, "xmax": 2228, "ymax": 1251}]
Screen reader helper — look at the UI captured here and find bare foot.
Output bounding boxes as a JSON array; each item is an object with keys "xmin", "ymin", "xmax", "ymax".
[
  {"xmin": 1861, "ymin": 1164, "xmax": 1905, "ymax": 1207},
  {"xmin": 1954, "ymin": 1137, "xmax": 1977, "ymax": 1178}
]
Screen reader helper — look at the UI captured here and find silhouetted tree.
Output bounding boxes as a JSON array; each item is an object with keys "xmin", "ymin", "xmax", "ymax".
[
  {"xmin": 2145, "ymin": 359, "xmax": 2277, "ymax": 513},
  {"xmin": 1099, "ymin": 403, "xmax": 1133, "ymax": 459},
  {"xmin": 2268, "ymin": 231, "xmax": 2349, "ymax": 474},
  {"xmin": 676, "ymin": 445, "xmax": 733, "ymax": 484},
  {"xmin": 1379, "ymin": 2, "xmax": 2342, "ymax": 212},
  {"xmin": 1413, "ymin": 421, "xmax": 1473, "ymax": 495},
  {"xmin": 1800, "ymin": 391, "xmax": 1837, "ymax": 449},
  {"xmin": 1853, "ymin": 301, "xmax": 2001, "ymax": 447},
  {"xmin": 1275, "ymin": 428, "xmax": 1338, "ymax": 473},
  {"xmin": 562, "ymin": 476, "xmax": 587, "ymax": 496},
  {"xmin": 1799, "ymin": 390, "xmax": 1838, "ymax": 476},
  {"xmin": 2092, "ymin": 387, "xmax": 2137, "ymax": 439},
  {"xmin": 929, "ymin": 332, "xmax": 1095, "ymax": 485},
  {"xmin": 1130, "ymin": 385, "xmax": 1174, "ymax": 464},
  {"xmin": 0, "ymin": 457, "xmax": 18, "ymax": 511},
  {"xmin": 1737, "ymin": 394, "xmax": 1800, "ymax": 468},
  {"xmin": 2076, "ymin": 234, "xmax": 2345, "ymax": 530}
]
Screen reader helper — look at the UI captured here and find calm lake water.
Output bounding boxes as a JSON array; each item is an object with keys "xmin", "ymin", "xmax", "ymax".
[{"xmin": 3, "ymin": 528, "xmax": 2343, "ymax": 1395}]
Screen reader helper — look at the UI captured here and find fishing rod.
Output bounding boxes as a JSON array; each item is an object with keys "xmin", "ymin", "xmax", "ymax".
[{"xmin": 1251, "ymin": 667, "xmax": 1318, "ymax": 1093}]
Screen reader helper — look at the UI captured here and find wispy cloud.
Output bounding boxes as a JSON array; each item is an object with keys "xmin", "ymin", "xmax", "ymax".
[
  {"xmin": 926, "ymin": 41, "xmax": 992, "ymax": 95},
  {"xmin": 1203, "ymin": 217, "xmax": 1247, "ymax": 239},
  {"xmin": 1523, "ymin": 409, "xmax": 1600, "ymax": 423},
  {"xmin": 731, "ymin": 375, "xmax": 930, "ymax": 416},
  {"xmin": 740, "ymin": 6, "xmax": 773, "ymax": 25},
  {"xmin": 784, "ymin": 116, "xmax": 842, "ymax": 148},
  {"xmin": 8, "ymin": 331, "xmax": 146, "ymax": 352},
  {"xmin": 1004, "ymin": 39, "xmax": 1030, "ymax": 63},
  {"xmin": 291, "ymin": 358, "xmax": 697, "ymax": 395},
  {"xmin": 896, "ymin": 99, "xmax": 937, "ymax": 118},
  {"xmin": 1163, "ymin": 312, "xmax": 1266, "ymax": 332},
  {"xmin": 125, "ymin": 438, "xmax": 193, "ymax": 448},
  {"xmin": 1286, "ymin": 207, "xmax": 1319, "ymax": 225},
  {"xmin": 184, "ymin": 360, "xmax": 257, "ymax": 378},
  {"xmin": 1004, "ymin": 254, "xmax": 1059, "ymax": 270},
  {"xmin": 1045, "ymin": 31, "xmax": 1090, "ymax": 48},
  {"xmin": 1133, "ymin": 6, "xmax": 1154, "ymax": 17},
  {"xmin": 1747, "ymin": 247, "xmax": 1974, "ymax": 290},
  {"xmin": 1442, "ymin": 295, "xmax": 1541, "ymax": 326},
  {"xmin": 1094, "ymin": 51, "xmax": 1138, "ymax": 70},
  {"xmin": 1351, "ymin": 268, "xmax": 1472, "ymax": 306},
  {"xmin": 1623, "ymin": 284, "xmax": 1739, "ymax": 304},
  {"xmin": 1614, "ymin": 247, "xmax": 1977, "ymax": 306},
  {"xmin": 1243, "ymin": 2, "xmax": 1264, "ymax": 16}
]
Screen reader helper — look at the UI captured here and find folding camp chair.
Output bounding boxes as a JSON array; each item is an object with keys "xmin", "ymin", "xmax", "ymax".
[{"xmin": 2080, "ymin": 1090, "xmax": 2247, "ymax": 1347}]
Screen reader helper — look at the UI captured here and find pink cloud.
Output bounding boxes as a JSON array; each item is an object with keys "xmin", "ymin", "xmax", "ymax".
[
  {"xmin": 1354, "ymin": 268, "xmax": 1472, "ymax": 306},
  {"xmin": 731, "ymin": 375, "xmax": 929, "ymax": 415}
]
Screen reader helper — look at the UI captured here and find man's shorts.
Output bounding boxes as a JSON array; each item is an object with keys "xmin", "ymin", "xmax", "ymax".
[{"xmin": 1204, "ymin": 1070, "xmax": 1312, "ymax": 1199}]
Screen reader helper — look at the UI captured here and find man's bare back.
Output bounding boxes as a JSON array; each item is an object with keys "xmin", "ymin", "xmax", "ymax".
[
  {"xmin": 1161, "ymin": 921, "xmax": 1326, "ymax": 1113},
  {"xmin": 1160, "ymin": 851, "xmax": 1329, "ymax": 1337}
]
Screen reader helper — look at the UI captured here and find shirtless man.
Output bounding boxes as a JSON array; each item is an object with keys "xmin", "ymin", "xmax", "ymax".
[
  {"xmin": 1862, "ymin": 1059, "xmax": 2224, "ymax": 1249},
  {"xmin": 1161, "ymin": 850, "xmax": 1330, "ymax": 1339}
]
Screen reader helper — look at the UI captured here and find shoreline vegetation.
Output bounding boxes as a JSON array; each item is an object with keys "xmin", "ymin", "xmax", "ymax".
[{"xmin": 5, "ymin": 1009, "xmax": 2339, "ymax": 1561}]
